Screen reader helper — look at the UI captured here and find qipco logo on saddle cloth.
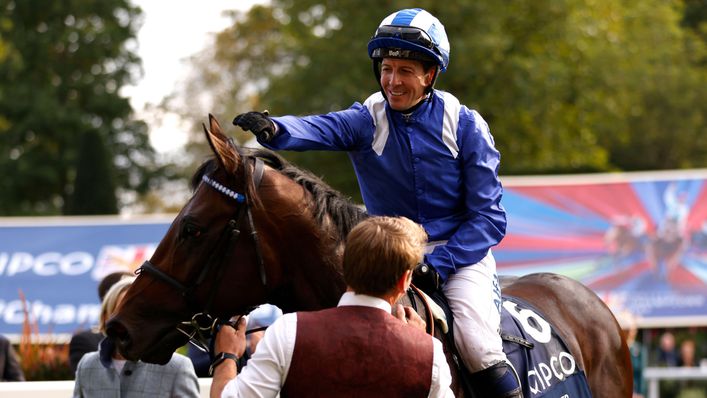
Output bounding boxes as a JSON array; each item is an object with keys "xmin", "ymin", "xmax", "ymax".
[{"xmin": 503, "ymin": 300, "xmax": 583, "ymax": 397}]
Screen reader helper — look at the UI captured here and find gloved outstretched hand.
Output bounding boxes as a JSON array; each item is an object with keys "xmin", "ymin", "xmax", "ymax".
[
  {"xmin": 412, "ymin": 263, "xmax": 441, "ymax": 296},
  {"xmin": 233, "ymin": 111, "xmax": 277, "ymax": 142}
]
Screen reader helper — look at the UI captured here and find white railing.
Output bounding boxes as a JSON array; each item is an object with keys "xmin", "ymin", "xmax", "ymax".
[
  {"xmin": 4, "ymin": 367, "xmax": 705, "ymax": 397},
  {"xmin": 0, "ymin": 378, "xmax": 213, "ymax": 398},
  {"xmin": 644, "ymin": 366, "xmax": 707, "ymax": 398}
]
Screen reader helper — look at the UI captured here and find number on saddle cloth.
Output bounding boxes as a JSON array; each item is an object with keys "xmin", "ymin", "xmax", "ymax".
[{"xmin": 501, "ymin": 295, "xmax": 593, "ymax": 398}]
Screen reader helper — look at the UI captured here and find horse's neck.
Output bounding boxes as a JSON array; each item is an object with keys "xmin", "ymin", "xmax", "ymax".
[
  {"xmin": 259, "ymin": 165, "xmax": 361, "ymax": 312},
  {"xmin": 272, "ymin": 253, "xmax": 346, "ymax": 313}
]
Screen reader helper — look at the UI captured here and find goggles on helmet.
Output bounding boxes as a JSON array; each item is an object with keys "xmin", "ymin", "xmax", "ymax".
[{"xmin": 372, "ymin": 25, "xmax": 438, "ymax": 53}]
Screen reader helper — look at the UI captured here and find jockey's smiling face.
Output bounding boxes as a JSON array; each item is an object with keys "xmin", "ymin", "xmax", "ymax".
[{"xmin": 380, "ymin": 58, "xmax": 434, "ymax": 112}]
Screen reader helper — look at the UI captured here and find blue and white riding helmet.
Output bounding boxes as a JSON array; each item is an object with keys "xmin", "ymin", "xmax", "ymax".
[{"xmin": 367, "ymin": 8, "xmax": 450, "ymax": 73}]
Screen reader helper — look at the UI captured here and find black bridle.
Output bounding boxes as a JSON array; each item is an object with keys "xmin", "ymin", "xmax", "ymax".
[{"xmin": 136, "ymin": 153, "xmax": 266, "ymax": 353}]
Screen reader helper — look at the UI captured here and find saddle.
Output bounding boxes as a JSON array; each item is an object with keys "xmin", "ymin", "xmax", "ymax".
[{"xmin": 404, "ymin": 286, "xmax": 593, "ymax": 398}]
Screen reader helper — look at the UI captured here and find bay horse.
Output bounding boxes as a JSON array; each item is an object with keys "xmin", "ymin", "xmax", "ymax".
[{"xmin": 107, "ymin": 115, "xmax": 632, "ymax": 397}]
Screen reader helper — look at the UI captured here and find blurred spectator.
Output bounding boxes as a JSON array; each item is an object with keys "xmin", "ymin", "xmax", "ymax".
[
  {"xmin": 675, "ymin": 339, "xmax": 705, "ymax": 398},
  {"xmin": 69, "ymin": 271, "xmax": 133, "ymax": 373},
  {"xmin": 0, "ymin": 334, "xmax": 25, "ymax": 381},
  {"xmin": 73, "ymin": 277, "xmax": 199, "ymax": 397},
  {"xmin": 678, "ymin": 339, "xmax": 697, "ymax": 367},
  {"xmin": 684, "ymin": 326, "xmax": 707, "ymax": 366},
  {"xmin": 620, "ymin": 312, "xmax": 646, "ymax": 398},
  {"xmin": 656, "ymin": 330, "xmax": 680, "ymax": 367}
]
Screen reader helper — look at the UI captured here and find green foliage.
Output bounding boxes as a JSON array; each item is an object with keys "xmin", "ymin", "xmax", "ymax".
[
  {"xmin": 0, "ymin": 0, "xmax": 158, "ymax": 215},
  {"xmin": 682, "ymin": 0, "xmax": 707, "ymax": 66},
  {"xmin": 65, "ymin": 130, "xmax": 119, "ymax": 214},
  {"xmin": 170, "ymin": 0, "xmax": 707, "ymax": 199}
]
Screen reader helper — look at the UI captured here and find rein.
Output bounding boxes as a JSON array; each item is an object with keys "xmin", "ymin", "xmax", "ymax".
[{"xmin": 136, "ymin": 153, "xmax": 266, "ymax": 352}]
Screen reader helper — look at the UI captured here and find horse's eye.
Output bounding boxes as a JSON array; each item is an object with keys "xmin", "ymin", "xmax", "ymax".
[{"xmin": 182, "ymin": 223, "xmax": 203, "ymax": 239}]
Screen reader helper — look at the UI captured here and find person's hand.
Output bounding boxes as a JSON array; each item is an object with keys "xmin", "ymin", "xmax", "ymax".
[
  {"xmin": 213, "ymin": 316, "xmax": 247, "ymax": 360},
  {"xmin": 232, "ymin": 111, "xmax": 277, "ymax": 142},
  {"xmin": 412, "ymin": 263, "xmax": 441, "ymax": 295},
  {"xmin": 210, "ymin": 317, "xmax": 247, "ymax": 397},
  {"xmin": 394, "ymin": 304, "xmax": 426, "ymax": 331}
]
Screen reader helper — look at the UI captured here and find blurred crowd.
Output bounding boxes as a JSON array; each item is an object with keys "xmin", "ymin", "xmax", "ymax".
[{"xmin": 622, "ymin": 313, "xmax": 707, "ymax": 398}]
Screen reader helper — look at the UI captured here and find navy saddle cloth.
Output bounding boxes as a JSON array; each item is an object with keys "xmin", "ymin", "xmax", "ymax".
[{"xmin": 500, "ymin": 295, "xmax": 593, "ymax": 398}]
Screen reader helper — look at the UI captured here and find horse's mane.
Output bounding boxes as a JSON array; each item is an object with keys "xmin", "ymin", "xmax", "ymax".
[{"xmin": 191, "ymin": 147, "xmax": 367, "ymax": 240}]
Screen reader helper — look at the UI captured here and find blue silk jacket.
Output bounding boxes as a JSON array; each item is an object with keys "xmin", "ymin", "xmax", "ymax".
[{"xmin": 263, "ymin": 90, "xmax": 506, "ymax": 282}]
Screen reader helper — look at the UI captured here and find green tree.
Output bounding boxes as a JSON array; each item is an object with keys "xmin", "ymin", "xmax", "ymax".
[
  {"xmin": 169, "ymin": 0, "xmax": 707, "ymax": 199},
  {"xmin": 682, "ymin": 0, "xmax": 707, "ymax": 66},
  {"xmin": 607, "ymin": 1, "xmax": 707, "ymax": 170},
  {"xmin": 0, "ymin": 0, "xmax": 158, "ymax": 215},
  {"xmin": 64, "ymin": 130, "xmax": 118, "ymax": 214}
]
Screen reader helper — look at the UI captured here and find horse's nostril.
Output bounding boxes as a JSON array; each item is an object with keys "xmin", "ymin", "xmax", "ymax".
[{"xmin": 106, "ymin": 320, "xmax": 130, "ymax": 345}]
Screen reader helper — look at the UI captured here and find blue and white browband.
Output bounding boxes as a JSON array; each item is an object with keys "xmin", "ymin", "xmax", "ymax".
[{"xmin": 201, "ymin": 175, "xmax": 246, "ymax": 203}]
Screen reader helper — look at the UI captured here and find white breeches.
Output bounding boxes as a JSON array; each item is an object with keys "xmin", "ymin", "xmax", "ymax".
[{"xmin": 441, "ymin": 250, "xmax": 506, "ymax": 373}]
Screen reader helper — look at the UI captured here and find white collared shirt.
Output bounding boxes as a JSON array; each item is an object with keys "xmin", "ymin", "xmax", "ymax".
[{"xmin": 221, "ymin": 292, "xmax": 453, "ymax": 397}]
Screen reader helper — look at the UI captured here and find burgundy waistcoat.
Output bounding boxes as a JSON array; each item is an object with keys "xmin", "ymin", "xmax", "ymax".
[{"xmin": 280, "ymin": 305, "xmax": 433, "ymax": 398}]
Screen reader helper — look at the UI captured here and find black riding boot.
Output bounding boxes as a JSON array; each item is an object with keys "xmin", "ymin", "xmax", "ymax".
[{"xmin": 468, "ymin": 362, "xmax": 523, "ymax": 398}]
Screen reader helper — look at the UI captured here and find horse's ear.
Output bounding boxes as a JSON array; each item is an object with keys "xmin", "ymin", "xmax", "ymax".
[{"xmin": 203, "ymin": 114, "xmax": 240, "ymax": 173}]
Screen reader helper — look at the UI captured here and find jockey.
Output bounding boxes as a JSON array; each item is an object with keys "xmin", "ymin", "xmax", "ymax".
[{"xmin": 233, "ymin": 8, "xmax": 520, "ymax": 397}]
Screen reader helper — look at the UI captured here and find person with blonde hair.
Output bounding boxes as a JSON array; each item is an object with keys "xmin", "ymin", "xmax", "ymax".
[
  {"xmin": 211, "ymin": 216, "xmax": 453, "ymax": 398},
  {"xmin": 73, "ymin": 277, "xmax": 200, "ymax": 398},
  {"xmin": 69, "ymin": 271, "xmax": 134, "ymax": 373}
]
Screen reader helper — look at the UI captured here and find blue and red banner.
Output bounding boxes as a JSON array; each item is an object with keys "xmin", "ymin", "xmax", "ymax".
[
  {"xmin": 0, "ymin": 216, "xmax": 172, "ymax": 339},
  {"xmin": 496, "ymin": 170, "xmax": 707, "ymax": 327}
]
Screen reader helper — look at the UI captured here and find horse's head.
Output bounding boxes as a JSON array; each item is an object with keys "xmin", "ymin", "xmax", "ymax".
[{"xmin": 106, "ymin": 115, "xmax": 361, "ymax": 364}]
